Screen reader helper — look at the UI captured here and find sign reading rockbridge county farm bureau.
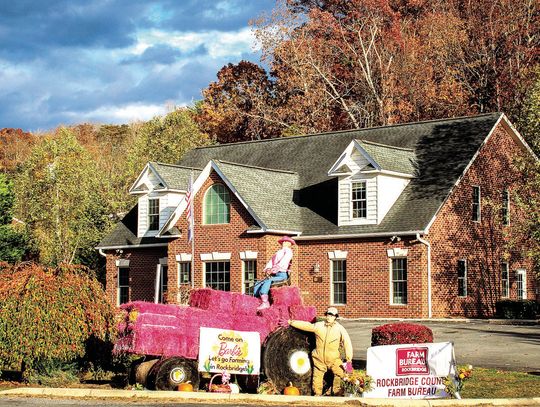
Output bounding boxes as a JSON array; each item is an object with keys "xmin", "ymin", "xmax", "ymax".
[
  {"xmin": 363, "ymin": 342, "xmax": 457, "ymax": 399},
  {"xmin": 198, "ymin": 328, "xmax": 261, "ymax": 375}
]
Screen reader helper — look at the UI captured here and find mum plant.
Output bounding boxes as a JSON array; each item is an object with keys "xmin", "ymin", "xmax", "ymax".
[{"xmin": 341, "ymin": 370, "xmax": 373, "ymax": 397}]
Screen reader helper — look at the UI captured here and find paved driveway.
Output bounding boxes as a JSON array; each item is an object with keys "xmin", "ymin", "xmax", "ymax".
[{"xmin": 340, "ymin": 320, "xmax": 540, "ymax": 373}]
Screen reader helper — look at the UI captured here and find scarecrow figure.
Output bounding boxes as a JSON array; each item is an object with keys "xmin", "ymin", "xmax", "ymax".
[
  {"xmin": 281, "ymin": 306, "xmax": 353, "ymax": 396},
  {"xmin": 253, "ymin": 236, "xmax": 295, "ymax": 310}
]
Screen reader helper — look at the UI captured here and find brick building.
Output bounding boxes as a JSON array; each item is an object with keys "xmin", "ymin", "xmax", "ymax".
[{"xmin": 97, "ymin": 113, "xmax": 538, "ymax": 318}]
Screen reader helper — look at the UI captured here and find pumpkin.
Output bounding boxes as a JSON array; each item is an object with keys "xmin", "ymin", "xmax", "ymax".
[
  {"xmin": 283, "ymin": 382, "xmax": 300, "ymax": 396},
  {"xmin": 177, "ymin": 381, "xmax": 193, "ymax": 392}
]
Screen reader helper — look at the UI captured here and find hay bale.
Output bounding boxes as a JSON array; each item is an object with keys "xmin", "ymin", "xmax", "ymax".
[
  {"xmin": 189, "ymin": 288, "xmax": 234, "ymax": 312},
  {"xmin": 270, "ymin": 286, "xmax": 302, "ymax": 306},
  {"xmin": 288, "ymin": 305, "xmax": 317, "ymax": 322},
  {"xmin": 231, "ymin": 292, "xmax": 259, "ymax": 316},
  {"xmin": 258, "ymin": 305, "xmax": 289, "ymax": 332},
  {"xmin": 124, "ymin": 301, "xmax": 179, "ymax": 316},
  {"xmin": 232, "ymin": 315, "xmax": 272, "ymax": 343}
]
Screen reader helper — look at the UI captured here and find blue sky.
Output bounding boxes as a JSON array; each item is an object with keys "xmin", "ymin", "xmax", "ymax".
[{"xmin": 0, "ymin": 0, "xmax": 276, "ymax": 132}]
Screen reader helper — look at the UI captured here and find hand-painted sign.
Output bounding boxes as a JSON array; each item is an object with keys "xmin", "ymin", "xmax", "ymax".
[
  {"xmin": 198, "ymin": 327, "xmax": 261, "ymax": 375},
  {"xmin": 363, "ymin": 342, "xmax": 457, "ymax": 399}
]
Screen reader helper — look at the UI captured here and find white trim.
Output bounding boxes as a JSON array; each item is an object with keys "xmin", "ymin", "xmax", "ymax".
[
  {"xmin": 516, "ymin": 268, "xmax": 527, "ymax": 300},
  {"xmin": 117, "ymin": 265, "xmax": 130, "ymax": 307},
  {"xmin": 329, "ymin": 258, "xmax": 347, "ymax": 306},
  {"xmin": 239, "ymin": 251, "xmax": 258, "ymax": 260},
  {"xmin": 115, "ymin": 259, "xmax": 130, "ymax": 267},
  {"xmin": 176, "ymin": 253, "xmax": 192, "ymax": 262},
  {"xmin": 386, "ymin": 248, "xmax": 409, "ymax": 258},
  {"xmin": 241, "ymin": 258, "xmax": 257, "ymax": 294},
  {"xmin": 201, "ymin": 182, "xmax": 231, "ymax": 225},
  {"xmin": 129, "ymin": 162, "xmax": 169, "ymax": 194},
  {"xmin": 389, "ymin": 257, "xmax": 408, "ymax": 306},
  {"xmin": 246, "ymin": 228, "xmax": 302, "ymax": 235},
  {"xmin": 350, "ymin": 179, "xmax": 368, "ymax": 221},
  {"xmin": 472, "ymin": 185, "xmax": 481, "ymax": 223},
  {"xmin": 159, "ymin": 257, "xmax": 168, "ymax": 265},
  {"xmin": 294, "ymin": 230, "xmax": 424, "ymax": 241},
  {"xmin": 328, "ymin": 250, "xmax": 348, "ymax": 260},
  {"xmin": 416, "ymin": 233, "xmax": 432, "ymax": 318},
  {"xmin": 200, "ymin": 252, "xmax": 231, "ymax": 261},
  {"xmin": 353, "ymin": 140, "xmax": 382, "ymax": 171},
  {"xmin": 501, "ymin": 262, "xmax": 510, "ymax": 298},
  {"xmin": 96, "ymin": 243, "xmax": 169, "ymax": 250}
]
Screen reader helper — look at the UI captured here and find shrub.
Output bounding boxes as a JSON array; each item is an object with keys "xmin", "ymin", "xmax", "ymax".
[
  {"xmin": 0, "ymin": 262, "xmax": 116, "ymax": 377},
  {"xmin": 495, "ymin": 300, "xmax": 539, "ymax": 319},
  {"xmin": 371, "ymin": 322, "xmax": 433, "ymax": 346}
]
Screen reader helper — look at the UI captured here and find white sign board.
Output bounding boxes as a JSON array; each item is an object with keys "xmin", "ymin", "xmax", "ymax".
[
  {"xmin": 198, "ymin": 327, "xmax": 261, "ymax": 375},
  {"xmin": 363, "ymin": 342, "xmax": 456, "ymax": 399}
]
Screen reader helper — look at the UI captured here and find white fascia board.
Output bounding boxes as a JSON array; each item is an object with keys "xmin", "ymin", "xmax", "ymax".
[
  {"xmin": 294, "ymin": 230, "xmax": 425, "ymax": 241},
  {"xmin": 210, "ymin": 162, "xmax": 267, "ymax": 230},
  {"xmin": 246, "ymin": 228, "xmax": 302, "ymax": 235},
  {"xmin": 157, "ymin": 162, "xmax": 213, "ymax": 236},
  {"xmin": 500, "ymin": 114, "xmax": 539, "ymax": 161},
  {"xmin": 128, "ymin": 162, "xmax": 169, "ymax": 194},
  {"xmin": 95, "ymin": 243, "xmax": 169, "ymax": 250},
  {"xmin": 353, "ymin": 140, "xmax": 381, "ymax": 171},
  {"xmin": 424, "ymin": 113, "xmax": 508, "ymax": 233},
  {"xmin": 328, "ymin": 149, "xmax": 351, "ymax": 176},
  {"xmin": 379, "ymin": 170, "xmax": 415, "ymax": 179}
]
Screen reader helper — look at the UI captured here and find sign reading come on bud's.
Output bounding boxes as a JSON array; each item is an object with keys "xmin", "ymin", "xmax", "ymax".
[
  {"xmin": 363, "ymin": 342, "xmax": 456, "ymax": 399},
  {"xmin": 198, "ymin": 327, "xmax": 261, "ymax": 375}
]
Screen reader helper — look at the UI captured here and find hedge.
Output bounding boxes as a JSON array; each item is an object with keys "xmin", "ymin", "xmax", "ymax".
[
  {"xmin": 371, "ymin": 322, "xmax": 433, "ymax": 346},
  {"xmin": 495, "ymin": 300, "xmax": 539, "ymax": 319}
]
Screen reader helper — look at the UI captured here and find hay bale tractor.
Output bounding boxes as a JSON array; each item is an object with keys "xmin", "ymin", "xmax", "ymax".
[{"xmin": 114, "ymin": 286, "xmax": 317, "ymax": 393}]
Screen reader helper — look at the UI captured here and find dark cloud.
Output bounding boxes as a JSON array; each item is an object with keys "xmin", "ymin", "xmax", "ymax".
[{"xmin": 121, "ymin": 44, "xmax": 208, "ymax": 65}]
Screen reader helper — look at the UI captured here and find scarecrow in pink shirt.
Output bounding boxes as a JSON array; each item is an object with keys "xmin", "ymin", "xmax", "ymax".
[{"xmin": 253, "ymin": 236, "xmax": 295, "ymax": 310}]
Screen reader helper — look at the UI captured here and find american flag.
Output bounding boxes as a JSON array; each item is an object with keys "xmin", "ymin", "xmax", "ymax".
[{"xmin": 186, "ymin": 172, "xmax": 194, "ymax": 242}]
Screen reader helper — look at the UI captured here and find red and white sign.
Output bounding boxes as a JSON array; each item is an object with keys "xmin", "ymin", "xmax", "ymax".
[{"xmin": 363, "ymin": 342, "xmax": 456, "ymax": 399}]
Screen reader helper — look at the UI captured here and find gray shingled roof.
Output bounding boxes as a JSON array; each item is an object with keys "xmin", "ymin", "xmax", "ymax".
[
  {"xmin": 149, "ymin": 162, "xmax": 202, "ymax": 190},
  {"xmin": 357, "ymin": 140, "xmax": 416, "ymax": 175},
  {"xmin": 98, "ymin": 113, "xmax": 502, "ymax": 247}
]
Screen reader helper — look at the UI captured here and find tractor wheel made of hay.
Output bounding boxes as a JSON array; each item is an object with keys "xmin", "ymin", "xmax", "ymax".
[
  {"xmin": 148, "ymin": 357, "xmax": 200, "ymax": 391},
  {"xmin": 129, "ymin": 357, "xmax": 158, "ymax": 387},
  {"xmin": 262, "ymin": 327, "xmax": 312, "ymax": 395}
]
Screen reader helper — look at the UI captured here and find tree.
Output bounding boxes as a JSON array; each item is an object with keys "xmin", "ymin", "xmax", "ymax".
[
  {"xmin": 0, "ymin": 128, "xmax": 36, "ymax": 173},
  {"xmin": 124, "ymin": 107, "xmax": 211, "ymax": 181},
  {"xmin": 0, "ymin": 262, "xmax": 116, "ymax": 376},
  {"xmin": 517, "ymin": 67, "xmax": 540, "ymax": 154},
  {"xmin": 14, "ymin": 128, "xmax": 111, "ymax": 267}
]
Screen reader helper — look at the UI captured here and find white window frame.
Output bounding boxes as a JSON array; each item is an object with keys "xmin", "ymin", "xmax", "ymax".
[
  {"xmin": 516, "ymin": 269, "xmax": 527, "ymax": 300},
  {"xmin": 242, "ymin": 259, "xmax": 257, "ymax": 295},
  {"xmin": 390, "ymin": 257, "xmax": 407, "ymax": 305},
  {"xmin": 203, "ymin": 261, "xmax": 231, "ymax": 291},
  {"xmin": 177, "ymin": 261, "xmax": 191, "ymax": 286},
  {"xmin": 117, "ymin": 267, "xmax": 130, "ymax": 306},
  {"xmin": 351, "ymin": 180, "xmax": 367, "ymax": 220},
  {"xmin": 501, "ymin": 262, "xmax": 509, "ymax": 298},
  {"xmin": 148, "ymin": 197, "xmax": 160, "ymax": 231},
  {"xmin": 472, "ymin": 186, "xmax": 481, "ymax": 222},
  {"xmin": 330, "ymin": 259, "xmax": 347, "ymax": 306},
  {"xmin": 457, "ymin": 259, "xmax": 467, "ymax": 297}
]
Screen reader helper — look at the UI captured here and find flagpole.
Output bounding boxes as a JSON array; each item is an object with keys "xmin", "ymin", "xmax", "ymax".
[{"xmin": 189, "ymin": 170, "xmax": 195, "ymax": 290}]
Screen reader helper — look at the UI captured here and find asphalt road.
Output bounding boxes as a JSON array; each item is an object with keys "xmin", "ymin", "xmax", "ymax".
[
  {"xmin": 340, "ymin": 319, "xmax": 540, "ymax": 373},
  {"xmin": 0, "ymin": 399, "xmax": 297, "ymax": 407}
]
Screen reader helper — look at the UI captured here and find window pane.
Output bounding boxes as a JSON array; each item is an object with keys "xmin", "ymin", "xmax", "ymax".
[
  {"xmin": 391, "ymin": 258, "xmax": 407, "ymax": 304},
  {"xmin": 205, "ymin": 185, "xmax": 230, "ymax": 224},
  {"xmin": 332, "ymin": 260, "xmax": 346, "ymax": 304},
  {"xmin": 472, "ymin": 186, "xmax": 480, "ymax": 221},
  {"xmin": 118, "ymin": 267, "xmax": 129, "ymax": 304},
  {"xmin": 148, "ymin": 198, "xmax": 160, "ymax": 230},
  {"xmin": 458, "ymin": 260, "xmax": 467, "ymax": 297},
  {"xmin": 205, "ymin": 261, "xmax": 230, "ymax": 291},
  {"xmin": 502, "ymin": 189, "xmax": 509, "ymax": 225},
  {"xmin": 178, "ymin": 262, "xmax": 191, "ymax": 285},
  {"xmin": 501, "ymin": 263, "xmax": 509, "ymax": 298},
  {"xmin": 159, "ymin": 266, "xmax": 168, "ymax": 303},
  {"xmin": 243, "ymin": 260, "xmax": 257, "ymax": 295},
  {"xmin": 352, "ymin": 181, "xmax": 367, "ymax": 219}
]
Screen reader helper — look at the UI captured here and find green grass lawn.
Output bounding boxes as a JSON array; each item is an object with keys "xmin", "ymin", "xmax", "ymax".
[{"xmin": 460, "ymin": 367, "xmax": 540, "ymax": 399}]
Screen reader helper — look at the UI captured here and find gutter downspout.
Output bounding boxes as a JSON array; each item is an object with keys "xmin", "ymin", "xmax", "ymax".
[
  {"xmin": 416, "ymin": 233, "xmax": 432, "ymax": 319},
  {"xmin": 98, "ymin": 248, "xmax": 107, "ymax": 257}
]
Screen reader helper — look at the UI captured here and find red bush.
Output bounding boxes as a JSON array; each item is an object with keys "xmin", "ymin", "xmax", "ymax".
[{"xmin": 371, "ymin": 323, "xmax": 433, "ymax": 346}]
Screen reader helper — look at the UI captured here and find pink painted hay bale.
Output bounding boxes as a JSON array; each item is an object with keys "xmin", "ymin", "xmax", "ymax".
[
  {"xmin": 132, "ymin": 325, "xmax": 184, "ymax": 357},
  {"xmin": 200, "ymin": 313, "xmax": 235, "ymax": 330},
  {"xmin": 258, "ymin": 305, "xmax": 289, "ymax": 332},
  {"xmin": 270, "ymin": 286, "xmax": 302, "ymax": 306},
  {"xmin": 135, "ymin": 312, "xmax": 179, "ymax": 327},
  {"xmin": 124, "ymin": 301, "xmax": 179, "ymax": 316},
  {"xmin": 231, "ymin": 293, "xmax": 259, "ymax": 316},
  {"xmin": 232, "ymin": 315, "xmax": 272, "ymax": 343},
  {"xmin": 288, "ymin": 305, "xmax": 317, "ymax": 322},
  {"xmin": 189, "ymin": 288, "xmax": 234, "ymax": 311}
]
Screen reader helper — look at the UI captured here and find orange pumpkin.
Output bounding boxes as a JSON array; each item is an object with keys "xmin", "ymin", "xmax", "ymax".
[
  {"xmin": 283, "ymin": 382, "xmax": 300, "ymax": 396},
  {"xmin": 177, "ymin": 381, "xmax": 193, "ymax": 392}
]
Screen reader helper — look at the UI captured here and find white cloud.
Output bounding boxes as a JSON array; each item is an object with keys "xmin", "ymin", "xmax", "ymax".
[{"xmin": 69, "ymin": 103, "xmax": 169, "ymax": 124}]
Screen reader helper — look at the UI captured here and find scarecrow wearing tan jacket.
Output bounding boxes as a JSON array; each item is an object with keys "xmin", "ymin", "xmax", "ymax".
[{"xmin": 282, "ymin": 306, "xmax": 353, "ymax": 396}]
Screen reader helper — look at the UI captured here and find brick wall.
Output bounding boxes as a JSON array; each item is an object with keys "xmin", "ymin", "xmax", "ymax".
[
  {"xmin": 104, "ymin": 246, "xmax": 167, "ymax": 305},
  {"xmin": 428, "ymin": 122, "xmax": 536, "ymax": 317}
]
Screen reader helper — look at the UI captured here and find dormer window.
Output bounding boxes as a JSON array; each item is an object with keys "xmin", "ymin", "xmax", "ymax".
[
  {"xmin": 352, "ymin": 181, "xmax": 367, "ymax": 219},
  {"xmin": 148, "ymin": 198, "xmax": 160, "ymax": 231}
]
